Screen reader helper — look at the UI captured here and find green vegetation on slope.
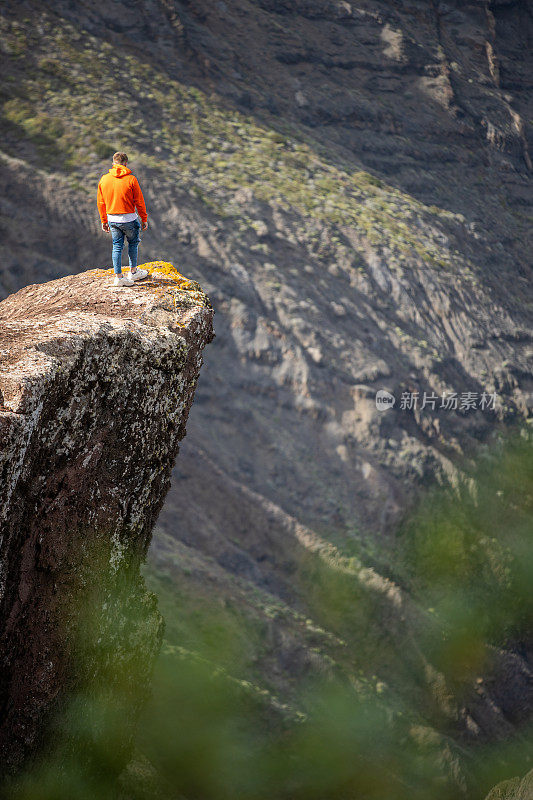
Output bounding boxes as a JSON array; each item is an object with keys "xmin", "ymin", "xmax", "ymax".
[{"xmin": 0, "ymin": 10, "xmax": 473, "ymax": 280}]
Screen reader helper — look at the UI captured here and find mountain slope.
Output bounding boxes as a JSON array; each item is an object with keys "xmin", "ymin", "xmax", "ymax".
[
  {"xmin": 1, "ymin": 2, "xmax": 532, "ymax": 793},
  {"xmin": 1, "ymin": 0, "xmax": 531, "ymax": 537}
]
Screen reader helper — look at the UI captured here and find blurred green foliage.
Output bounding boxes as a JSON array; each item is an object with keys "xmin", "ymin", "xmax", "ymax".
[
  {"xmin": 399, "ymin": 428, "xmax": 533, "ymax": 674},
  {"xmin": 2, "ymin": 428, "xmax": 532, "ymax": 800}
]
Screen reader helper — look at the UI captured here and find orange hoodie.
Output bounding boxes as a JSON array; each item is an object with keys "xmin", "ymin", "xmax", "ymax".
[{"xmin": 97, "ymin": 164, "xmax": 148, "ymax": 224}]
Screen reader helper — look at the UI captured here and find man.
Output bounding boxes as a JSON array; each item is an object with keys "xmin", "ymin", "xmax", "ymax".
[{"xmin": 97, "ymin": 152, "xmax": 149, "ymax": 287}]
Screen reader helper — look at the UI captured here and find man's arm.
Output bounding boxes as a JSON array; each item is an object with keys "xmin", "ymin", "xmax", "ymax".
[
  {"xmin": 97, "ymin": 181, "xmax": 109, "ymax": 232},
  {"xmin": 132, "ymin": 177, "xmax": 148, "ymax": 230}
]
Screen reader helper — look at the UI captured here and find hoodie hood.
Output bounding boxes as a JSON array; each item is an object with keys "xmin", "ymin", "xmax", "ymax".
[{"xmin": 109, "ymin": 164, "xmax": 132, "ymax": 178}]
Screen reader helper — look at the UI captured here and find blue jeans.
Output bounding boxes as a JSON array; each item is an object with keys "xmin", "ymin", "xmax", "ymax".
[{"xmin": 109, "ymin": 219, "xmax": 141, "ymax": 274}]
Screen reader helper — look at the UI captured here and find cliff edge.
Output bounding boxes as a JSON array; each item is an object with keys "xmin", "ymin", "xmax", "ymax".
[{"xmin": 0, "ymin": 265, "xmax": 214, "ymax": 774}]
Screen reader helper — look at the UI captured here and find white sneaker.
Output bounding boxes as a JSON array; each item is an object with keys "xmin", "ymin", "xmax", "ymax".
[
  {"xmin": 113, "ymin": 274, "xmax": 135, "ymax": 287},
  {"xmin": 129, "ymin": 268, "xmax": 149, "ymax": 281}
]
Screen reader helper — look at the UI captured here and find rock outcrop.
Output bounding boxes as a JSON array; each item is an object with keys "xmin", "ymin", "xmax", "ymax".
[
  {"xmin": 0, "ymin": 1, "xmax": 532, "ymax": 792},
  {"xmin": 485, "ymin": 769, "xmax": 533, "ymax": 800},
  {"xmin": 0, "ymin": 266, "xmax": 214, "ymax": 774},
  {"xmin": 1, "ymin": 2, "xmax": 531, "ymax": 541}
]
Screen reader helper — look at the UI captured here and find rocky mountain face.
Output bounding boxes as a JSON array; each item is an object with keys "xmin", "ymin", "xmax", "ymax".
[
  {"xmin": 0, "ymin": 0, "xmax": 531, "ymax": 540},
  {"xmin": 0, "ymin": 0, "xmax": 532, "ymax": 795},
  {"xmin": 0, "ymin": 268, "xmax": 213, "ymax": 774}
]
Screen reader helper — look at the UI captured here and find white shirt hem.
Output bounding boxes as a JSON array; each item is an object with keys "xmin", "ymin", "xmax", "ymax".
[{"xmin": 107, "ymin": 212, "xmax": 138, "ymax": 223}]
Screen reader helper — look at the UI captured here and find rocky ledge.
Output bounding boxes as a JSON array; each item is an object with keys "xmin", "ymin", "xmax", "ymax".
[{"xmin": 0, "ymin": 265, "xmax": 214, "ymax": 774}]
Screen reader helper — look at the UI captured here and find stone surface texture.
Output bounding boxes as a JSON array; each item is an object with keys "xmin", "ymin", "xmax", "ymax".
[
  {"xmin": 485, "ymin": 769, "xmax": 533, "ymax": 800},
  {"xmin": 0, "ymin": 268, "xmax": 214, "ymax": 772}
]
